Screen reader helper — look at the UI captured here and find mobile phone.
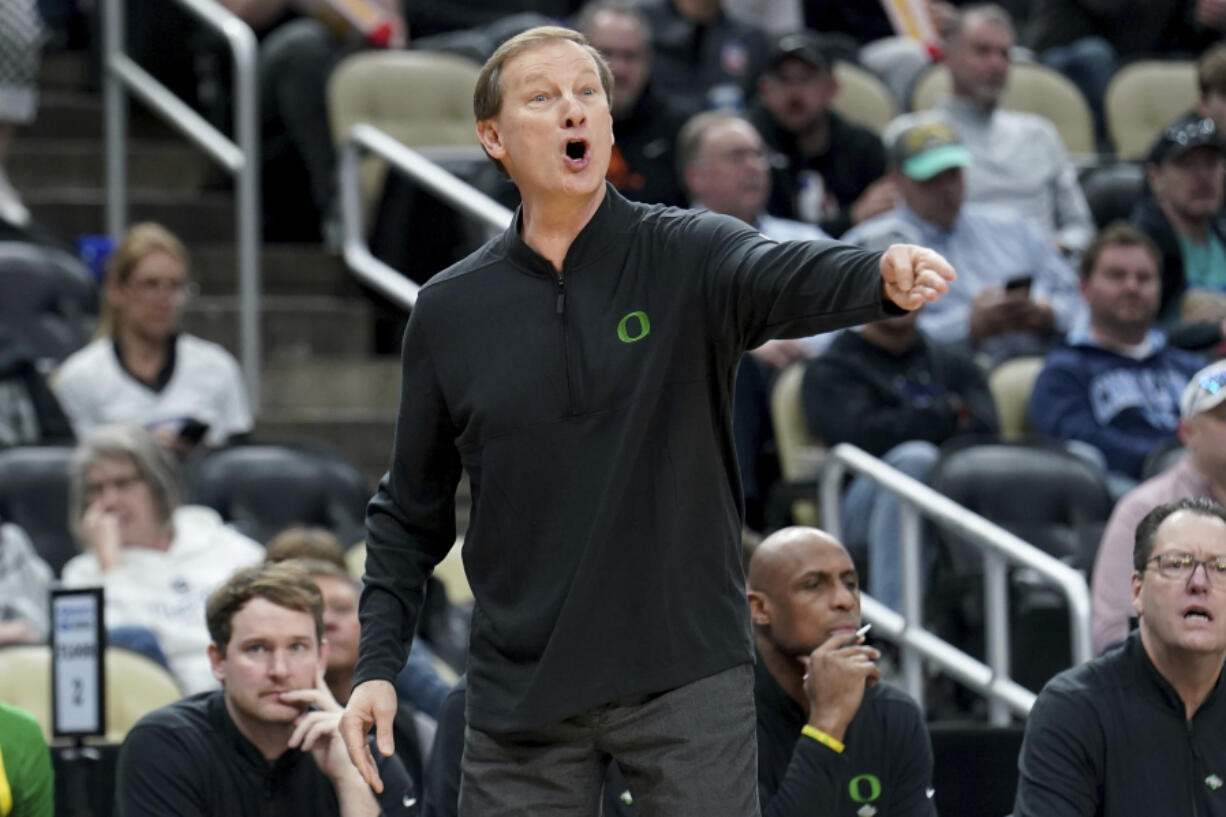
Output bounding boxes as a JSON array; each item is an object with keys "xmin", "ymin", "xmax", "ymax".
[{"xmin": 1004, "ymin": 275, "xmax": 1033, "ymax": 295}]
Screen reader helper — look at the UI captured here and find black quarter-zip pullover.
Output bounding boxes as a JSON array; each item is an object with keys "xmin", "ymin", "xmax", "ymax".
[{"xmin": 357, "ymin": 184, "xmax": 894, "ymax": 732}]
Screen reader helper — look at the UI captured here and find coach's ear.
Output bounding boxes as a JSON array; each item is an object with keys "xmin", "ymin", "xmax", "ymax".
[{"xmin": 477, "ymin": 119, "xmax": 507, "ymax": 164}]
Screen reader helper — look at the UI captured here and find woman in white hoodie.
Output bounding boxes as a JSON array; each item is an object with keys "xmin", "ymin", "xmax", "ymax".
[{"xmin": 60, "ymin": 425, "xmax": 263, "ymax": 693}]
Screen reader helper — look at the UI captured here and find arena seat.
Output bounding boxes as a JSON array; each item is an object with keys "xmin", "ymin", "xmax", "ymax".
[
  {"xmin": 987, "ymin": 356, "xmax": 1044, "ymax": 441},
  {"xmin": 0, "ymin": 445, "xmax": 75, "ymax": 575},
  {"xmin": 185, "ymin": 444, "xmax": 371, "ymax": 545},
  {"xmin": 1079, "ymin": 161, "xmax": 1145, "ymax": 228},
  {"xmin": 327, "ymin": 49, "xmax": 484, "ymax": 222},
  {"xmin": 0, "ymin": 241, "xmax": 96, "ymax": 366},
  {"xmin": 0, "ymin": 644, "xmax": 182, "ymax": 743},
  {"xmin": 832, "ymin": 60, "xmax": 899, "ymax": 134},
  {"xmin": 928, "ymin": 441, "xmax": 1111, "ymax": 695},
  {"xmin": 1105, "ymin": 60, "xmax": 1197, "ymax": 160},
  {"xmin": 767, "ymin": 362, "xmax": 824, "ymax": 526},
  {"xmin": 910, "ymin": 62, "xmax": 1095, "ymax": 156}
]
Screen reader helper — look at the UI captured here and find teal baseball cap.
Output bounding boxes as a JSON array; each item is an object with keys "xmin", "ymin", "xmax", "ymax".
[{"xmin": 890, "ymin": 121, "xmax": 972, "ymax": 181}]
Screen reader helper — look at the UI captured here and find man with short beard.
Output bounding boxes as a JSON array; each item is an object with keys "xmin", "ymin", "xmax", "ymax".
[
  {"xmin": 1030, "ymin": 223, "xmax": 1203, "ymax": 481},
  {"xmin": 750, "ymin": 30, "xmax": 895, "ymax": 238}
]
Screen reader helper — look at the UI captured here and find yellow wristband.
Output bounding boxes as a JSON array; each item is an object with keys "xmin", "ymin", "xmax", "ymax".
[{"xmin": 801, "ymin": 724, "xmax": 845, "ymax": 754}]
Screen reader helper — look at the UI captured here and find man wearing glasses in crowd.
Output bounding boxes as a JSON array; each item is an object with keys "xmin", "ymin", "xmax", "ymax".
[
  {"xmin": 1014, "ymin": 497, "xmax": 1226, "ymax": 816},
  {"xmin": 1092, "ymin": 359, "xmax": 1226, "ymax": 653}
]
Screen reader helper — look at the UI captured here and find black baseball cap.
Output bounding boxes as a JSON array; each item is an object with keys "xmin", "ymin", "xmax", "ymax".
[
  {"xmin": 1146, "ymin": 115, "xmax": 1226, "ymax": 165},
  {"xmin": 766, "ymin": 31, "xmax": 831, "ymax": 74}
]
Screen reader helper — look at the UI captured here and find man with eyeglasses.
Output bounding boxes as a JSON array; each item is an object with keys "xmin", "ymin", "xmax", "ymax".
[
  {"xmin": 1091, "ymin": 359, "xmax": 1226, "ymax": 653},
  {"xmin": 1015, "ymin": 497, "xmax": 1226, "ymax": 817},
  {"xmin": 1131, "ymin": 113, "xmax": 1226, "ymax": 351}
]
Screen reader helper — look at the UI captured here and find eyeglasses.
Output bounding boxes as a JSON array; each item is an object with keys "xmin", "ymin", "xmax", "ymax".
[
  {"xmin": 1163, "ymin": 118, "xmax": 1217, "ymax": 147},
  {"xmin": 125, "ymin": 278, "xmax": 198, "ymax": 303},
  {"xmin": 1145, "ymin": 552, "xmax": 1226, "ymax": 585}
]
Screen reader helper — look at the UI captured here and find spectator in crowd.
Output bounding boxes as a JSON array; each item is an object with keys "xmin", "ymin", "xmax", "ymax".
[
  {"xmin": 265, "ymin": 526, "xmax": 453, "ymax": 719},
  {"xmin": 52, "ymin": 223, "xmax": 252, "ymax": 453},
  {"xmin": 0, "ymin": 519, "xmax": 53, "ymax": 645},
  {"xmin": 293, "ymin": 558, "xmax": 427, "ymax": 791},
  {"xmin": 677, "ymin": 109, "xmax": 830, "ymax": 527},
  {"xmin": 1198, "ymin": 44, "xmax": 1226, "ymax": 136},
  {"xmin": 887, "ymin": 4, "xmax": 1095, "ymax": 255},
  {"xmin": 340, "ymin": 24, "xmax": 954, "ymax": 815},
  {"xmin": 750, "ymin": 31, "xmax": 894, "ymax": 238},
  {"xmin": 1092, "ymin": 358, "xmax": 1226, "ymax": 654},
  {"xmin": 637, "ymin": 0, "xmax": 770, "ymax": 115},
  {"xmin": 1014, "ymin": 498, "xmax": 1226, "ymax": 817},
  {"xmin": 60, "ymin": 425, "xmax": 264, "ymax": 693},
  {"xmin": 0, "ymin": 0, "xmax": 43, "ymax": 229},
  {"xmin": 0, "ymin": 702, "xmax": 53, "ymax": 817},
  {"xmin": 215, "ymin": 0, "xmax": 406, "ymax": 243},
  {"xmin": 576, "ymin": 0, "xmax": 689, "ymax": 207},
  {"xmin": 747, "ymin": 526, "xmax": 936, "ymax": 816},
  {"xmin": 1029, "ymin": 223, "xmax": 1203, "ymax": 483},
  {"xmin": 679, "ymin": 111, "xmax": 829, "ymax": 242},
  {"xmin": 801, "ymin": 307, "xmax": 997, "ymax": 609},
  {"xmin": 116, "ymin": 561, "xmax": 416, "ymax": 816},
  {"xmin": 845, "ymin": 120, "xmax": 1081, "ymax": 364},
  {"xmin": 1131, "ymin": 114, "xmax": 1226, "ymax": 349}
]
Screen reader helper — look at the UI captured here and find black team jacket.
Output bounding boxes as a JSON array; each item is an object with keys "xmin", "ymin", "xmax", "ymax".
[
  {"xmin": 356, "ymin": 184, "xmax": 895, "ymax": 732},
  {"xmin": 1014, "ymin": 632, "xmax": 1226, "ymax": 816}
]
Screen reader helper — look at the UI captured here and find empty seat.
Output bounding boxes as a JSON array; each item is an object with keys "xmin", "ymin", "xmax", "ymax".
[
  {"xmin": 185, "ymin": 444, "xmax": 371, "ymax": 545},
  {"xmin": 911, "ymin": 62, "xmax": 1095, "ymax": 156},
  {"xmin": 1105, "ymin": 60, "xmax": 1197, "ymax": 160},
  {"xmin": 832, "ymin": 60, "xmax": 899, "ymax": 134},
  {"xmin": 988, "ymin": 356, "xmax": 1044, "ymax": 441},
  {"xmin": 1079, "ymin": 162, "xmax": 1145, "ymax": 228},
  {"xmin": 328, "ymin": 49, "xmax": 484, "ymax": 220},
  {"xmin": 928, "ymin": 441, "xmax": 1112, "ymax": 694},
  {"xmin": 767, "ymin": 362, "xmax": 825, "ymax": 526},
  {"xmin": 0, "ymin": 645, "xmax": 182, "ymax": 743},
  {"xmin": 0, "ymin": 241, "xmax": 97, "ymax": 366},
  {"xmin": 0, "ymin": 445, "xmax": 76, "ymax": 575}
]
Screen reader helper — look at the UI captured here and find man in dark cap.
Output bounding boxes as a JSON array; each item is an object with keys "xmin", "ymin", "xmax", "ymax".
[
  {"xmin": 1131, "ymin": 114, "xmax": 1226, "ymax": 339},
  {"xmin": 750, "ymin": 31, "xmax": 895, "ymax": 238}
]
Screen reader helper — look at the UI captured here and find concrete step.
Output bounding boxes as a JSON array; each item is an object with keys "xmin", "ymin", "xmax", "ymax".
[
  {"xmin": 9, "ymin": 140, "xmax": 211, "ymax": 192},
  {"xmin": 25, "ymin": 188, "xmax": 235, "ymax": 242},
  {"xmin": 261, "ymin": 359, "xmax": 402, "ymax": 413},
  {"xmin": 191, "ymin": 244, "xmax": 355, "ymax": 297},
  {"xmin": 181, "ymin": 295, "xmax": 374, "ymax": 364},
  {"xmin": 23, "ymin": 91, "xmax": 182, "ymax": 142}
]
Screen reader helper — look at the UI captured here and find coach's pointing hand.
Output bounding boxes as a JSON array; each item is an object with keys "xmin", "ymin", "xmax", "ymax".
[{"xmin": 880, "ymin": 244, "xmax": 956, "ymax": 311}]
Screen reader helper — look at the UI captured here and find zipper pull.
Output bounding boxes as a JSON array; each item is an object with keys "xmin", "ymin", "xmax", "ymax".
[{"xmin": 556, "ymin": 279, "xmax": 566, "ymax": 314}]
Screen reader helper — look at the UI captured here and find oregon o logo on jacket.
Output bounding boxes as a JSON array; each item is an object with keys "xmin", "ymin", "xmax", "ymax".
[{"xmin": 617, "ymin": 311, "xmax": 651, "ymax": 343}]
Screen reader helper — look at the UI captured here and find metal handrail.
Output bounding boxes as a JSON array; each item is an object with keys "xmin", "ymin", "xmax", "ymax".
[
  {"xmin": 339, "ymin": 123, "xmax": 514, "ymax": 311},
  {"xmin": 103, "ymin": 0, "xmax": 262, "ymax": 405},
  {"xmin": 820, "ymin": 443, "xmax": 1094, "ymax": 723}
]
